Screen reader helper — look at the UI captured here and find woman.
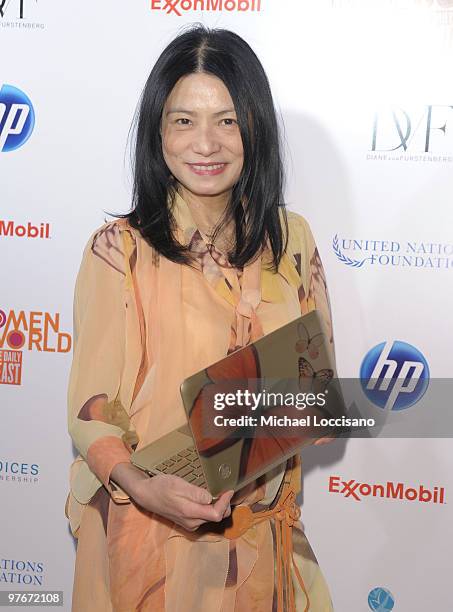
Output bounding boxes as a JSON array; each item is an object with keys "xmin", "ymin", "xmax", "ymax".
[{"xmin": 66, "ymin": 25, "xmax": 335, "ymax": 612}]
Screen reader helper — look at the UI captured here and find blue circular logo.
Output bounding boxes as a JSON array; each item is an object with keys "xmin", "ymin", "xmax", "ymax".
[
  {"xmin": 0, "ymin": 84, "xmax": 35, "ymax": 152},
  {"xmin": 368, "ymin": 587, "xmax": 395, "ymax": 611},
  {"xmin": 360, "ymin": 340, "xmax": 429, "ymax": 411}
]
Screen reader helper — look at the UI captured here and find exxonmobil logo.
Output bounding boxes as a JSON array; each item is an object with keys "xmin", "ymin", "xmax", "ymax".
[
  {"xmin": 0, "ymin": 220, "xmax": 50, "ymax": 239},
  {"xmin": 150, "ymin": 0, "xmax": 261, "ymax": 16},
  {"xmin": 329, "ymin": 476, "xmax": 446, "ymax": 505}
]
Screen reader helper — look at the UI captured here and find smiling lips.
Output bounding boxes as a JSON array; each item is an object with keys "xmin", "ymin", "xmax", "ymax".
[{"xmin": 187, "ymin": 162, "xmax": 227, "ymax": 176}]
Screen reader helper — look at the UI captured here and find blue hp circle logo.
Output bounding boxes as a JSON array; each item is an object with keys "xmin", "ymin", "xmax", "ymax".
[
  {"xmin": 368, "ymin": 587, "xmax": 395, "ymax": 611},
  {"xmin": 360, "ymin": 340, "xmax": 429, "ymax": 411},
  {"xmin": 0, "ymin": 84, "xmax": 35, "ymax": 152}
]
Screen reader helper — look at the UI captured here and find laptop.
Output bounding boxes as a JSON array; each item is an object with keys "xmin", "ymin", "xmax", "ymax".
[{"xmin": 131, "ymin": 309, "xmax": 346, "ymax": 498}]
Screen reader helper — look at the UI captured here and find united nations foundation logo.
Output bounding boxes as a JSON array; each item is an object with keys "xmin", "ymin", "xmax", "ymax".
[
  {"xmin": 332, "ymin": 235, "xmax": 366, "ymax": 268},
  {"xmin": 0, "ymin": 558, "xmax": 44, "ymax": 586},
  {"xmin": 333, "ymin": 234, "xmax": 453, "ymax": 270},
  {"xmin": 368, "ymin": 587, "xmax": 395, "ymax": 611}
]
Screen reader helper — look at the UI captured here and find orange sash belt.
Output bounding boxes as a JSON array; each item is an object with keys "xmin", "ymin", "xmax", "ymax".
[{"xmin": 219, "ymin": 457, "xmax": 309, "ymax": 612}]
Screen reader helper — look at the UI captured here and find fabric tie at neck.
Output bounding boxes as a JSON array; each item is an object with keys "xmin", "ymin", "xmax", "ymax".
[{"xmin": 232, "ymin": 252, "xmax": 264, "ymax": 349}]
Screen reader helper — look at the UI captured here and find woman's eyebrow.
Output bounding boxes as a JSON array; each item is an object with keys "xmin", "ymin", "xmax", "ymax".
[
  {"xmin": 166, "ymin": 109, "xmax": 196, "ymax": 116},
  {"xmin": 165, "ymin": 108, "xmax": 236, "ymax": 116},
  {"xmin": 213, "ymin": 109, "xmax": 236, "ymax": 116}
]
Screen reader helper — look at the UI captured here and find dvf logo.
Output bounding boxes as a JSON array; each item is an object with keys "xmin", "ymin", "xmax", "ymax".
[
  {"xmin": 371, "ymin": 105, "xmax": 453, "ymax": 153},
  {"xmin": 0, "ymin": 84, "xmax": 35, "ymax": 152},
  {"xmin": 0, "ymin": 0, "xmax": 37, "ymax": 19},
  {"xmin": 360, "ymin": 341, "xmax": 429, "ymax": 411}
]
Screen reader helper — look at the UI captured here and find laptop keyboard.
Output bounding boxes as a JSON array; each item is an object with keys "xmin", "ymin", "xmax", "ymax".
[{"xmin": 154, "ymin": 446, "xmax": 207, "ymax": 488}]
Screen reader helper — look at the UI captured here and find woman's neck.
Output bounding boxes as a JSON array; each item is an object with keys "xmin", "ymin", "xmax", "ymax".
[
  {"xmin": 178, "ymin": 186, "xmax": 234, "ymax": 249},
  {"xmin": 178, "ymin": 186, "xmax": 229, "ymax": 228}
]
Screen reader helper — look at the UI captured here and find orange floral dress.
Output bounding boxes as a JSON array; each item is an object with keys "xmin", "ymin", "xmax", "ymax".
[{"xmin": 66, "ymin": 192, "xmax": 334, "ymax": 611}]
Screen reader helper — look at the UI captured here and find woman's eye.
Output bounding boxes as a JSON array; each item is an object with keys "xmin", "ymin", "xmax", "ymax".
[
  {"xmin": 221, "ymin": 118, "xmax": 238, "ymax": 126},
  {"xmin": 176, "ymin": 118, "xmax": 192, "ymax": 125}
]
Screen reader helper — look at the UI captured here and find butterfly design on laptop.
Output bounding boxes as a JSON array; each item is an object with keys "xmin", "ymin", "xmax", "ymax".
[
  {"xmin": 298, "ymin": 357, "xmax": 334, "ymax": 394},
  {"xmin": 295, "ymin": 322, "xmax": 327, "ymax": 360}
]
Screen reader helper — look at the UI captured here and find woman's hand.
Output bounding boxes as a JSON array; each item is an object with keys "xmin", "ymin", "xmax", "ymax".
[
  {"xmin": 111, "ymin": 462, "xmax": 234, "ymax": 532},
  {"xmin": 313, "ymin": 436, "xmax": 334, "ymax": 446},
  {"xmin": 132, "ymin": 473, "xmax": 234, "ymax": 532}
]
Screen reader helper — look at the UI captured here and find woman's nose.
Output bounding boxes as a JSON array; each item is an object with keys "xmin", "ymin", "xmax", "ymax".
[{"xmin": 191, "ymin": 125, "xmax": 221, "ymax": 156}]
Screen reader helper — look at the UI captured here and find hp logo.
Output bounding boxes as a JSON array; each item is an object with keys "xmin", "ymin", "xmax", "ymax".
[
  {"xmin": 368, "ymin": 587, "xmax": 395, "ymax": 611},
  {"xmin": 0, "ymin": 84, "xmax": 35, "ymax": 152},
  {"xmin": 360, "ymin": 341, "xmax": 429, "ymax": 411},
  {"xmin": 218, "ymin": 464, "xmax": 231, "ymax": 479}
]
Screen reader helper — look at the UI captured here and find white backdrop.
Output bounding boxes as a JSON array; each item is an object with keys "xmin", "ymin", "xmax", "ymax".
[{"xmin": 1, "ymin": 1, "xmax": 452, "ymax": 610}]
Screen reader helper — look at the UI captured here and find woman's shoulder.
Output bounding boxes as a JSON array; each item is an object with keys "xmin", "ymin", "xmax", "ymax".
[
  {"xmin": 82, "ymin": 218, "xmax": 138, "ymax": 276},
  {"xmin": 286, "ymin": 209, "xmax": 312, "ymax": 236},
  {"xmin": 284, "ymin": 209, "xmax": 316, "ymax": 256}
]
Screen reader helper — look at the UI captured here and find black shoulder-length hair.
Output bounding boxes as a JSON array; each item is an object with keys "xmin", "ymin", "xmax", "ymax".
[{"xmin": 123, "ymin": 24, "xmax": 288, "ymax": 271}]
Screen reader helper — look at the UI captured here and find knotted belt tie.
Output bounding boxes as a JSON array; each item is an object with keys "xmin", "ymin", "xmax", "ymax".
[{"xmin": 221, "ymin": 485, "xmax": 310, "ymax": 612}]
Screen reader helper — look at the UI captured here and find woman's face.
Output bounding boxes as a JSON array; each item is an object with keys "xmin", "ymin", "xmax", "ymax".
[{"xmin": 161, "ymin": 73, "xmax": 244, "ymax": 203}]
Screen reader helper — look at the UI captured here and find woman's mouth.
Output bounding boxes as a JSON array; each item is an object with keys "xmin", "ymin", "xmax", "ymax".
[{"xmin": 187, "ymin": 163, "xmax": 227, "ymax": 176}]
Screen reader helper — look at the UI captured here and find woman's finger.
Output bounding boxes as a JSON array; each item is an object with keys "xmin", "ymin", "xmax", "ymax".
[{"xmin": 313, "ymin": 436, "xmax": 334, "ymax": 446}]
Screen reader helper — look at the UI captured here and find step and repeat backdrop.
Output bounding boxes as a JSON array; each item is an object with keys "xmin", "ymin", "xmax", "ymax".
[{"xmin": 1, "ymin": 1, "xmax": 453, "ymax": 610}]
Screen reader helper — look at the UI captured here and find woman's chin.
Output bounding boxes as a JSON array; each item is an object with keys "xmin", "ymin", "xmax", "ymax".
[{"xmin": 178, "ymin": 181, "xmax": 234, "ymax": 200}]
